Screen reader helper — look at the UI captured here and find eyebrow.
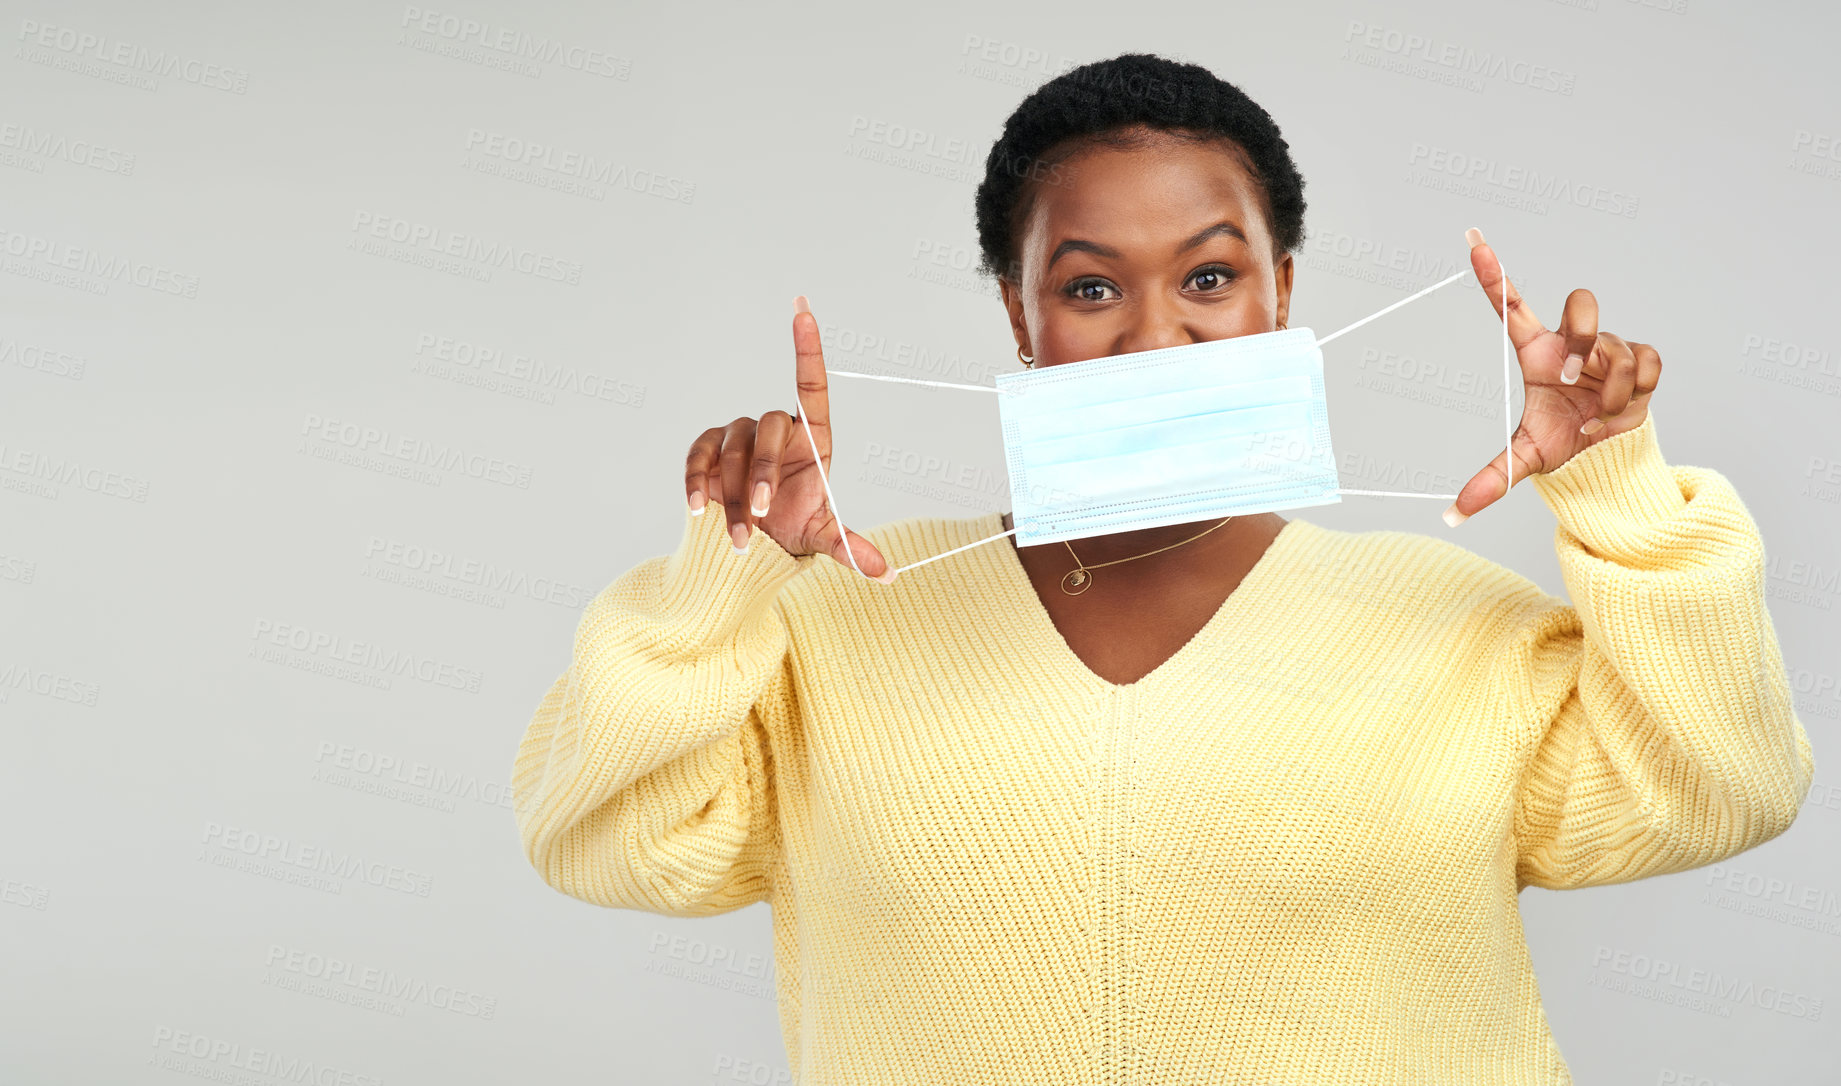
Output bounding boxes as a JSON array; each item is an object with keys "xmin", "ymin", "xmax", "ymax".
[{"xmin": 1046, "ymin": 219, "xmax": 1248, "ymax": 272}]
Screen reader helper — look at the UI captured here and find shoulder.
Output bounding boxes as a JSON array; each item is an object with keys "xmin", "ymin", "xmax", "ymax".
[{"xmin": 1282, "ymin": 518, "xmax": 1564, "ymax": 628}]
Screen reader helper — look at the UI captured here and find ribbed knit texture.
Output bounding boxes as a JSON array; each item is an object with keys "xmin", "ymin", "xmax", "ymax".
[{"xmin": 512, "ymin": 410, "xmax": 1815, "ymax": 1085}]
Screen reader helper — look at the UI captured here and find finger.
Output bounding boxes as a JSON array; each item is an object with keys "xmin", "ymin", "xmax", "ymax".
[
  {"xmin": 718, "ymin": 416, "xmax": 758, "ymax": 550},
  {"xmin": 1598, "ymin": 387, "xmax": 1655, "ymax": 441},
  {"xmin": 792, "ymin": 295, "xmax": 832, "ymax": 467},
  {"xmin": 685, "ymin": 426, "xmax": 726, "ymax": 516},
  {"xmin": 1633, "ymin": 341, "xmax": 1662, "ymax": 400},
  {"xmin": 1582, "ymin": 332, "xmax": 1637, "ymax": 434},
  {"xmin": 1443, "ymin": 435, "xmax": 1541, "ymax": 527},
  {"xmin": 812, "ymin": 512, "xmax": 895, "ymax": 583},
  {"xmin": 1465, "ymin": 227, "xmax": 1545, "ymax": 351},
  {"xmin": 752, "ymin": 410, "xmax": 793, "ymax": 516},
  {"xmin": 1557, "ymin": 289, "xmax": 1600, "ymax": 385}
]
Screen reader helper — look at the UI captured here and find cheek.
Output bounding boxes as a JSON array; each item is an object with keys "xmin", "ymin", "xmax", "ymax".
[
  {"xmin": 1033, "ymin": 317, "xmax": 1103, "ymax": 363},
  {"xmin": 1225, "ymin": 288, "xmax": 1280, "ymax": 332},
  {"xmin": 1230, "ymin": 307, "xmax": 1278, "ymax": 335}
]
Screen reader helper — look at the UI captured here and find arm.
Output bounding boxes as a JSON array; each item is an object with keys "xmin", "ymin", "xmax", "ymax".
[
  {"xmin": 512, "ymin": 505, "xmax": 816, "ymax": 915},
  {"xmin": 1506, "ymin": 411, "xmax": 1816, "ymax": 891}
]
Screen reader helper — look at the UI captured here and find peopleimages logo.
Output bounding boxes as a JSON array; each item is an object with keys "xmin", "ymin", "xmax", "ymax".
[
  {"xmin": 0, "ymin": 226, "xmax": 200, "ymax": 297},
  {"xmin": 250, "ymin": 617, "xmax": 486, "ymax": 694},
  {"xmin": 1406, "ymin": 143, "xmax": 1640, "ymax": 218},
  {"xmin": 200, "ymin": 821, "xmax": 434, "ymax": 897},
  {"xmin": 15, "ymin": 19, "xmax": 251, "ymax": 93},
  {"xmin": 463, "ymin": 130, "xmax": 693, "ymax": 204},
  {"xmin": 1590, "ymin": 945, "xmax": 1824, "ymax": 1021},
  {"xmin": 0, "ymin": 121, "xmax": 135, "ymax": 174},
  {"xmin": 299, "ymin": 413, "xmax": 534, "ymax": 490},
  {"xmin": 348, "ymin": 211, "xmax": 584, "ymax": 284},
  {"xmin": 314, "ymin": 741, "xmax": 519, "ymax": 812},
  {"xmin": 411, "ymin": 332, "xmax": 647, "ymax": 408},
  {"xmin": 0, "ymin": 442, "xmax": 152, "ymax": 500},
  {"xmin": 149, "ymin": 1026, "xmax": 382, "ymax": 1085},
  {"xmin": 1, "ymin": 337, "xmax": 89, "ymax": 380},
  {"xmin": 0, "ymin": 661, "xmax": 100, "ymax": 706},
  {"xmin": 363, "ymin": 532, "xmax": 596, "ymax": 610},
  {"xmin": 1342, "ymin": 20, "xmax": 1576, "ymax": 96},
  {"xmin": 265, "ymin": 944, "xmax": 499, "ymax": 1019},
  {"xmin": 398, "ymin": 6, "xmax": 630, "ymax": 78}
]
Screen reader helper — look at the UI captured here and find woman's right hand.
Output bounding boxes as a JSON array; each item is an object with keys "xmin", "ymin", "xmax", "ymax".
[{"xmin": 684, "ymin": 295, "xmax": 897, "ymax": 583}]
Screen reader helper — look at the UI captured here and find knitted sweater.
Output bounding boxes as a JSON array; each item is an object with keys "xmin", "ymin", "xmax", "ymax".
[{"xmin": 512, "ymin": 411, "xmax": 1815, "ymax": 1085}]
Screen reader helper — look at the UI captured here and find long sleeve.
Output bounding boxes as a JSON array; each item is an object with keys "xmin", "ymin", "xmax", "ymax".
[
  {"xmin": 512, "ymin": 504, "xmax": 817, "ymax": 915},
  {"xmin": 1504, "ymin": 410, "xmax": 1816, "ymax": 892}
]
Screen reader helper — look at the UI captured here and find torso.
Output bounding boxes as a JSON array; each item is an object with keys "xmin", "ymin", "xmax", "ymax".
[{"xmin": 1001, "ymin": 511, "xmax": 1290, "ymax": 686}]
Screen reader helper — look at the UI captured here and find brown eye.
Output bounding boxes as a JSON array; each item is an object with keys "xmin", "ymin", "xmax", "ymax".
[
  {"xmin": 1188, "ymin": 264, "xmax": 1237, "ymax": 292},
  {"xmin": 1063, "ymin": 278, "xmax": 1118, "ymax": 302}
]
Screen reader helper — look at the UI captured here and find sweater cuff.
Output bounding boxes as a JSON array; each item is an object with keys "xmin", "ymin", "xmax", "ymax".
[
  {"xmin": 657, "ymin": 504, "xmax": 817, "ymax": 642},
  {"xmin": 1528, "ymin": 411, "xmax": 1687, "ymax": 556}
]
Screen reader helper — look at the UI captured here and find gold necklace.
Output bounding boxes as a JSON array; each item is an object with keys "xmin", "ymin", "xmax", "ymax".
[{"xmin": 1059, "ymin": 516, "xmax": 1234, "ymax": 595}]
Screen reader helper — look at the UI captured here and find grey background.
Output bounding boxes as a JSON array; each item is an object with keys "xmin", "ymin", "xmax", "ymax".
[{"xmin": 3, "ymin": 0, "xmax": 1837, "ymax": 1082}]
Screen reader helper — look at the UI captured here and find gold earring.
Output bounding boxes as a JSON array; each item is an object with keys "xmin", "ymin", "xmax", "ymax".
[{"xmin": 1017, "ymin": 345, "xmax": 1034, "ymax": 368}]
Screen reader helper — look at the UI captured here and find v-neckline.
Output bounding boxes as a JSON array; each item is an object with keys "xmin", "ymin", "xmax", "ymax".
[{"xmin": 976, "ymin": 512, "xmax": 1309, "ymax": 695}]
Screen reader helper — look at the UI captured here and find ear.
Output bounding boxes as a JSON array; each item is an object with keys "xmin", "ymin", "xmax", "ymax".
[
  {"xmin": 998, "ymin": 275, "xmax": 1031, "ymax": 358},
  {"xmin": 1273, "ymin": 250, "xmax": 1295, "ymax": 331}
]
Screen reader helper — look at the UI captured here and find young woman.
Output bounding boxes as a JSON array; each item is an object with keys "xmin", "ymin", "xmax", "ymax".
[{"xmin": 512, "ymin": 52, "xmax": 1814, "ymax": 1085}]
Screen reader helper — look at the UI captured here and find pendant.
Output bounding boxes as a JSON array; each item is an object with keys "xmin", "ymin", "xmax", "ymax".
[{"xmin": 1060, "ymin": 567, "xmax": 1092, "ymax": 595}]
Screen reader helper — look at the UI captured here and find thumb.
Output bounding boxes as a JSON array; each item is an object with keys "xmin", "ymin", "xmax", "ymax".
[
  {"xmin": 826, "ymin": 523, "xmax": 897, "ymax": 584},
  {"xmin": 1444, "ymin": 436, "xmax": 1537, "ymax": 527}
]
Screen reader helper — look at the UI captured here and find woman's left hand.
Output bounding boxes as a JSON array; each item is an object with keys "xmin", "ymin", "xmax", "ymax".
[{"xmin": 1445, "ymin": 227, "xmax": 1662, "ymax": 526}]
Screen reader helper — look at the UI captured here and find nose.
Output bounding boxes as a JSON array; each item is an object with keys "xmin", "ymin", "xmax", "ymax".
[{"xmin": 1114, "ymin": 293, "xmax": 1194, "ymax": 356}]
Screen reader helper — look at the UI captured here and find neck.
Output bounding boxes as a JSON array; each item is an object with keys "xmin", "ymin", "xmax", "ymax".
[{"xmin": 1005, "ymin": 511, "xmax": 1267, "ymax": 571}]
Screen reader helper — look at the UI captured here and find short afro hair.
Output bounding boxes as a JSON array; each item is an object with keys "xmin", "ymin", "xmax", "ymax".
[{"xmin": 973, "ymin": 52, "xmax": 1307, "ymax": 284}]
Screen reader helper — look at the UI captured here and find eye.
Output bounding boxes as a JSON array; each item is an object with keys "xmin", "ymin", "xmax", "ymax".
[
  {"xmin": 1061, "ymin": 277, "xmax": 1118, "ymax": 303},
  {"xmin": 1187, "ymin": 264, "xmax": 1238, "ymax": 292}
]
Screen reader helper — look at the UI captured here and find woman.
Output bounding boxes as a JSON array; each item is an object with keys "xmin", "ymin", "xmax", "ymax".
[{"xmin": 511, "ymin": 53, "xmax": 1814, "ymax": 1085}]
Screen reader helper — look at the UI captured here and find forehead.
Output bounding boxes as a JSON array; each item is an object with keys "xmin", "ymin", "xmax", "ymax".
[{"xmin": 1023, "ymin": 136, "xmax": 1267, "ymax": 251}]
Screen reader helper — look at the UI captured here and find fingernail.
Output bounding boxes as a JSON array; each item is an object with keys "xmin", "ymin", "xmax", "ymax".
[
  {"xmin": 1580, "ymin": 418, "xmax": 1605, "ymax": 435},
  {"xmin": 689, "ymin": 490, "xmax": 706, "ymax": 516},
  {"xmin": 751, "ymin": 481, "xmax": 770, "ymax": 517},
  {"xmin": 793, "ymin": 295, "xmax": 810, "ymax": 315},
  {"xmin": 1561, "ymin": 353, "xmax": 1584, "ymax": 384},
  {"xmin": 1465, "ymin": 227, "xmax": 1485, "ymax": 248},
  {"xmin": 1442, "ymin": 503, "xmax": 1470, "ymax": 527},
  {"xmin": 730, "ymin": 522, "xmax": 750, "ymax": 552},
  {"xmin": 873, "ymin": 567, "xmax": 897, "ymax": 585}
]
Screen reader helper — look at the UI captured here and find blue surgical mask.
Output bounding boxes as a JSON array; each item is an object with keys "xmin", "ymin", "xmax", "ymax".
[
  {"xmin": 800, "ymin": 264, "xmax": 1505, "ymax": 581},
  {"xmin": 996, "ymin": 326, "xmax": 1339, "ymax": 547}
]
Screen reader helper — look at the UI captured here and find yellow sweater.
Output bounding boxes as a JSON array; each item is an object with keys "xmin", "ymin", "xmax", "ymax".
[{"xmin": 512, "ymin": 410, "xmax": 1815, "ymax": 1085}]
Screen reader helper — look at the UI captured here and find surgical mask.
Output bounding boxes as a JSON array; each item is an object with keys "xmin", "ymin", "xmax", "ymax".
[
  {"xmin": 996, "ymin": 326, "xmax": 1337, "ymax": 547},
  {"xmin": 796, "ymin": 262, "xmax": 1511, "ymax": 580}
]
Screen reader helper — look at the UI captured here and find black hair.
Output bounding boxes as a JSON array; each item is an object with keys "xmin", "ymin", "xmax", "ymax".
[{"xmin": 973, "ymin": 52, "xmax": 1308, "ymax": 284}]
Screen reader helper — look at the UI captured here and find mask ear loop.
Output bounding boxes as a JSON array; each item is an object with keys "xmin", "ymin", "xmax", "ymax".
[
  {"xmin": 790, "ymin": 374, "xmax": 1020, "ymax": 581},
  {"xmin": 789, "ymin": 402, "xmax": 868, "ymax": 579},
  {"xmin": 1500, "ymin": 264, "xmax": 1514, "ymax": 495},
  {"xmin": 1322, "ymin": 265, "xmax": 1513, "ymax": 501},
  {"xmin": 805, "ymin": 254, "xmax": 1515, "ymax": 579}
]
